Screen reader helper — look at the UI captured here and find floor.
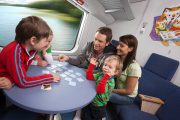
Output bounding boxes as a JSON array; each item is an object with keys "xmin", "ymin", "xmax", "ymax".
[{"xmin": 2, "ymin": 106, "xmax": 116, "ymax": 120}]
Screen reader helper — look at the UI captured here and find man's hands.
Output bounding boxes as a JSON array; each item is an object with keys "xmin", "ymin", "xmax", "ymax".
[
  {"xmin": 0, "ymin": 77, "xmax": 13, "ymax": 89},
  {"xmin": 58, "ymin": 54, "xmax": 70, "ymax": 62}
]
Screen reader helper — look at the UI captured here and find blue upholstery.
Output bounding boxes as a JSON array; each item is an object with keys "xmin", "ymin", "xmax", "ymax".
[
  {"xmin": 144, "ymin": 53, "xmax": 179, "ymax": 81},
  {"xmin": 156, "ymin": 89, "xmax": 180, "ymax": 120},
  {"xmin": 139, "ymin": 68, "xmax": 178, "ymax": 101},
  {"xmin": 115, "ymin": 104, "xmax": 159, "ymax": 120},
  {"xmin": 103, "ymin": 40, "xmax": 118, "ymax": 54},
  {"xmin": 113, "ymin": 53, "xmax": 180, "ymax": 120},
  {"xmin": 111, "ymin": 40, "xmax": 119, "ymax": 47}
]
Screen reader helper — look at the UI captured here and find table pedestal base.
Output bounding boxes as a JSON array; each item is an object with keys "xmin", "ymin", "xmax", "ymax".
[{"xmin": 49, "ymin": 114, "xmax": 62, "ymax": 120}]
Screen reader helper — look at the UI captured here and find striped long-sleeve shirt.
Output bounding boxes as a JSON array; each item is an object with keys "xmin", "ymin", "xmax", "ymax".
[{"xmin": 0, "ymin": 41, "xmax": 54, "ymax": 88}]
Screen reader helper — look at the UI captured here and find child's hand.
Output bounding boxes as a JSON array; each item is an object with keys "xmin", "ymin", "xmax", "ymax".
[
  {"xmin": 52, "ymin": 74, "xmax": 60, "ymax": 82},
  {"xmin": 90, "ymin": 58, "xmax": 97, "ymax": 65},
  {"xmin": 106, "ymin": 70, "xmax": 116, "ymax": 77},
  {"xmin": 103, "ymin": 66, "xmax": 116, "ymax": 77},
  {"xmin": 37, "ymin": 60, "xmax": 48, "ymax": 67},
  {"xmin": 58, "ymin": 54, "xmax": 69, "ymax": 62},
  {"xmin": 42, "ymin": 44, "xmax": 51, "ymax": 56},
  {"xmin": 0, "ymin": 77, "xmax": 13, "ymax": 89}
]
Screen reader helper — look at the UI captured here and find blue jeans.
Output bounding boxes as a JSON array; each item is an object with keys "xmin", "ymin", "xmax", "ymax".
[{"xmin": 109, "ymin": 93, "xmax": 135, "ymax": 105}]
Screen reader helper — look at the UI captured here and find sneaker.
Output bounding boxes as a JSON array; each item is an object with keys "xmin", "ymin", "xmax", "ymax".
[{"xmin": 73, "ymin": 110, "xmax": 81, "ymax": 120}]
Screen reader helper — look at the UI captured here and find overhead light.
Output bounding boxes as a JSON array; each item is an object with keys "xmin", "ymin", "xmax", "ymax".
[{"xmin": 105, "ymin": 8, "xmax": 121, "ymax": 13}]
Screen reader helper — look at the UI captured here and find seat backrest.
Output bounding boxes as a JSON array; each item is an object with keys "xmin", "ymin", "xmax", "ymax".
[
  {"xmin": 144, "ymin": 53, "xmax": 179, "ymax": 81},
  {"xmin": 138, "ymin": 68, "xmax": 178, "ymax": 100},
  {"xmin": 103, "ymin": 40, "xmax": 118, "ymax": 54}
]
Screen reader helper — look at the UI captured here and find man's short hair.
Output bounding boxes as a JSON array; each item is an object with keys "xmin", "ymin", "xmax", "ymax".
[
  {"xmin": 15, "ymin": 16, "xmax": 51, "ymax": 44},
  {"xmin": 96, "ymin": 27, "xmax": 112, "ymax": 43}
]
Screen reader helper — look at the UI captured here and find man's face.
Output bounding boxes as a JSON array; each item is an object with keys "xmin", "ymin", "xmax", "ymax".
[{"xmin": 93, "ymin": 32, "xmax": 109, "ymax": 52}]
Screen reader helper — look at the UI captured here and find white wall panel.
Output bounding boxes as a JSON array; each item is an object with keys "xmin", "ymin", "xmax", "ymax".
[{"xmin": 108, "ymin": 0, "xmax": 180, "ymax": 86}]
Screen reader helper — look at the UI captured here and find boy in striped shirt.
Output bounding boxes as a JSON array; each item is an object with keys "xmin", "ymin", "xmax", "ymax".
[{"xmin": 0, "ymin": 16, "xmax": 60, "ymax": 88}]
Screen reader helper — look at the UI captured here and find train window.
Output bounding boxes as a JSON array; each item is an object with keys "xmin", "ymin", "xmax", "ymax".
[{"xmin": 0, "ymin": 0, "xmax": 83, "ymax": 51}]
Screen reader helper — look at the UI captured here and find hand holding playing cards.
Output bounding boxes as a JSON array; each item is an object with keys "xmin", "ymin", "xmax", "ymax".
[
  {"xmin": 90, "ymin": 58, "xmax": 97, "ymax": 65},
  {"xmin": 52, "ymin": 74, "xmax": 60, "ymax": 82}
]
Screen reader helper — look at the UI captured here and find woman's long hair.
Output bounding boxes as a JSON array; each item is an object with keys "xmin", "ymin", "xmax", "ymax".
[{"xmin": 119, "ymin": 35, "xmax": 138, "ymax": 71}]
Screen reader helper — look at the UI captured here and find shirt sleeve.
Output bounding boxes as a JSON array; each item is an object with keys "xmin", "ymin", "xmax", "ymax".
[
  {"xmin": 127, "ymin": 62, "xmax": 142, "ymax": 77},
  {"xmin": 86, "ymin": 63, "xmax": 95, "ymax": 80},
  {"xmin": 46, "ymin": 46, "xmax": 52, "ymax": 53},
  {"xmin": 68, "ymin": 42, "xmax": 90, "ymax": 65},
  {"xmin": 7, "ymin": 46, "xmax": 54, "ymax": 88},
  {"xmin": 43, "ymin": 53, "xmax": 53, "ymax": 64},
  {"xmin": 96, "ymin": 74, "xmax": 110, "ymax": 94}
]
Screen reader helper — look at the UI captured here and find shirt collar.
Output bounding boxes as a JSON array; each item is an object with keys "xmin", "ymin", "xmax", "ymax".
[{"xmin": 20, "ymin": 43, "xmax": 37, "ymax": 59}]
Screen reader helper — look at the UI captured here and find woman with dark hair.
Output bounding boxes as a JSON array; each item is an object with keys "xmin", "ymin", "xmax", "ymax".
[{"xmin": 110, "ymin": 34, "xmax": 142, "ymax": 105}]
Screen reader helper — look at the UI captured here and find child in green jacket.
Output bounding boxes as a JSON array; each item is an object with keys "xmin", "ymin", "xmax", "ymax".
[{"xmin": 81, "ymin": 55, "xmax": 123, "ymax": 120}]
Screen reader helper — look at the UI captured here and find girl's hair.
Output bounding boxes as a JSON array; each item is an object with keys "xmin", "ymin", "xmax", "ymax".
[
  {"xmin": 15, "ymin": 16, "xmax": 51, "ymax": 44},
  {"xmin": 119, "ymin": 34, "xmax": 138, "ymax": 71},
  {"xmin": 104, "ymin": 55, "xmax": 123, "ymax": 76}
]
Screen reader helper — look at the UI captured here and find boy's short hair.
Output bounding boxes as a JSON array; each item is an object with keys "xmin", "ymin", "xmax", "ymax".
[
  {"xmin": 104, "ymin": 55, "xmax": 123, "ymax": 76},
  {"xmin": 96, "ymin": 27, "xmax": 112, "ymax": 43},
  {"xmin": 15, "ymin": 16, "xmax": 51, "ymax": 44}
]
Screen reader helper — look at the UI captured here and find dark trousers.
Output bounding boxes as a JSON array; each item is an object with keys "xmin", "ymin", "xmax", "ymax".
[
  {"xmin": 0, "ymin": 90, "xmax": 6, "ymax": 112},
  {"xmin": 0, "ymin": 90, "xmax": 6, "ymax": 118},
  {"xmin": 81, "ymin": 103, "xmax": 106, "ymax": 120}
]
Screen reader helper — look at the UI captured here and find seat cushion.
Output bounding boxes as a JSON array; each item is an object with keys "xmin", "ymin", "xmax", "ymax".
[
  {"xmin": 114, "ymin": 104, "xmax": 159, "ymax": 120},
  {"xmin": 138, "ymin": 68, "xmax": 178, "ymax": 101},
  {"xmin": 144, "ymin": 53, "xmax": 179, "ymax": 81},
  {"xmin": 156, "ymin": 89, "xmax": 180, "ymax": 120}
]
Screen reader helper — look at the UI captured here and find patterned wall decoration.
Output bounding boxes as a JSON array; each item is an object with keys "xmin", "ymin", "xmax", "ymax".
[{"xmin": 150, "ymin": 6, "xmax": 180, "ymax": 46}]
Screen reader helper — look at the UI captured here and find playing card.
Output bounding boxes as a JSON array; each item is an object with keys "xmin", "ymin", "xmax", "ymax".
[
  {"xmin": 75, "ymin": 72, "xmax": 82, "ymax": 76},
  {"xmin": 64, "ymin": 77, "xmax": 72, "ymax": 81},
  {"xmin": 77, "ymin": 78, "xmax": 84, "ymax": 82},
  {"xmin": 61, "ymin": 73, "xmax": 67, "ymax": 77},
  {"xmin": 68, "ymin": 70, "xmax": 73, "ymax": 73},
  {"xmin": 42, "ymin": 70, "xmax": 50, "ymax": 74},
  {"xmin": 69, "ymin": 81, "xmax": 76, "ymax": 86},
  {"xmin": 64, "ymin": 71, "xmax": 71, "ymax": 75},
  {"xmin": 69, "ymin": 74, "xmax": 76, "ymax": 78},
  {"xmin": 41, "ymin": 84, "xmax": 52, "ymax": 90},
  {"xmin": 57, "ymin": 64, "xmax": 63, "ymax": 67},
  {"xmin": 52, "ymin": 70, "xmax": 57, "ymax": 73}
]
